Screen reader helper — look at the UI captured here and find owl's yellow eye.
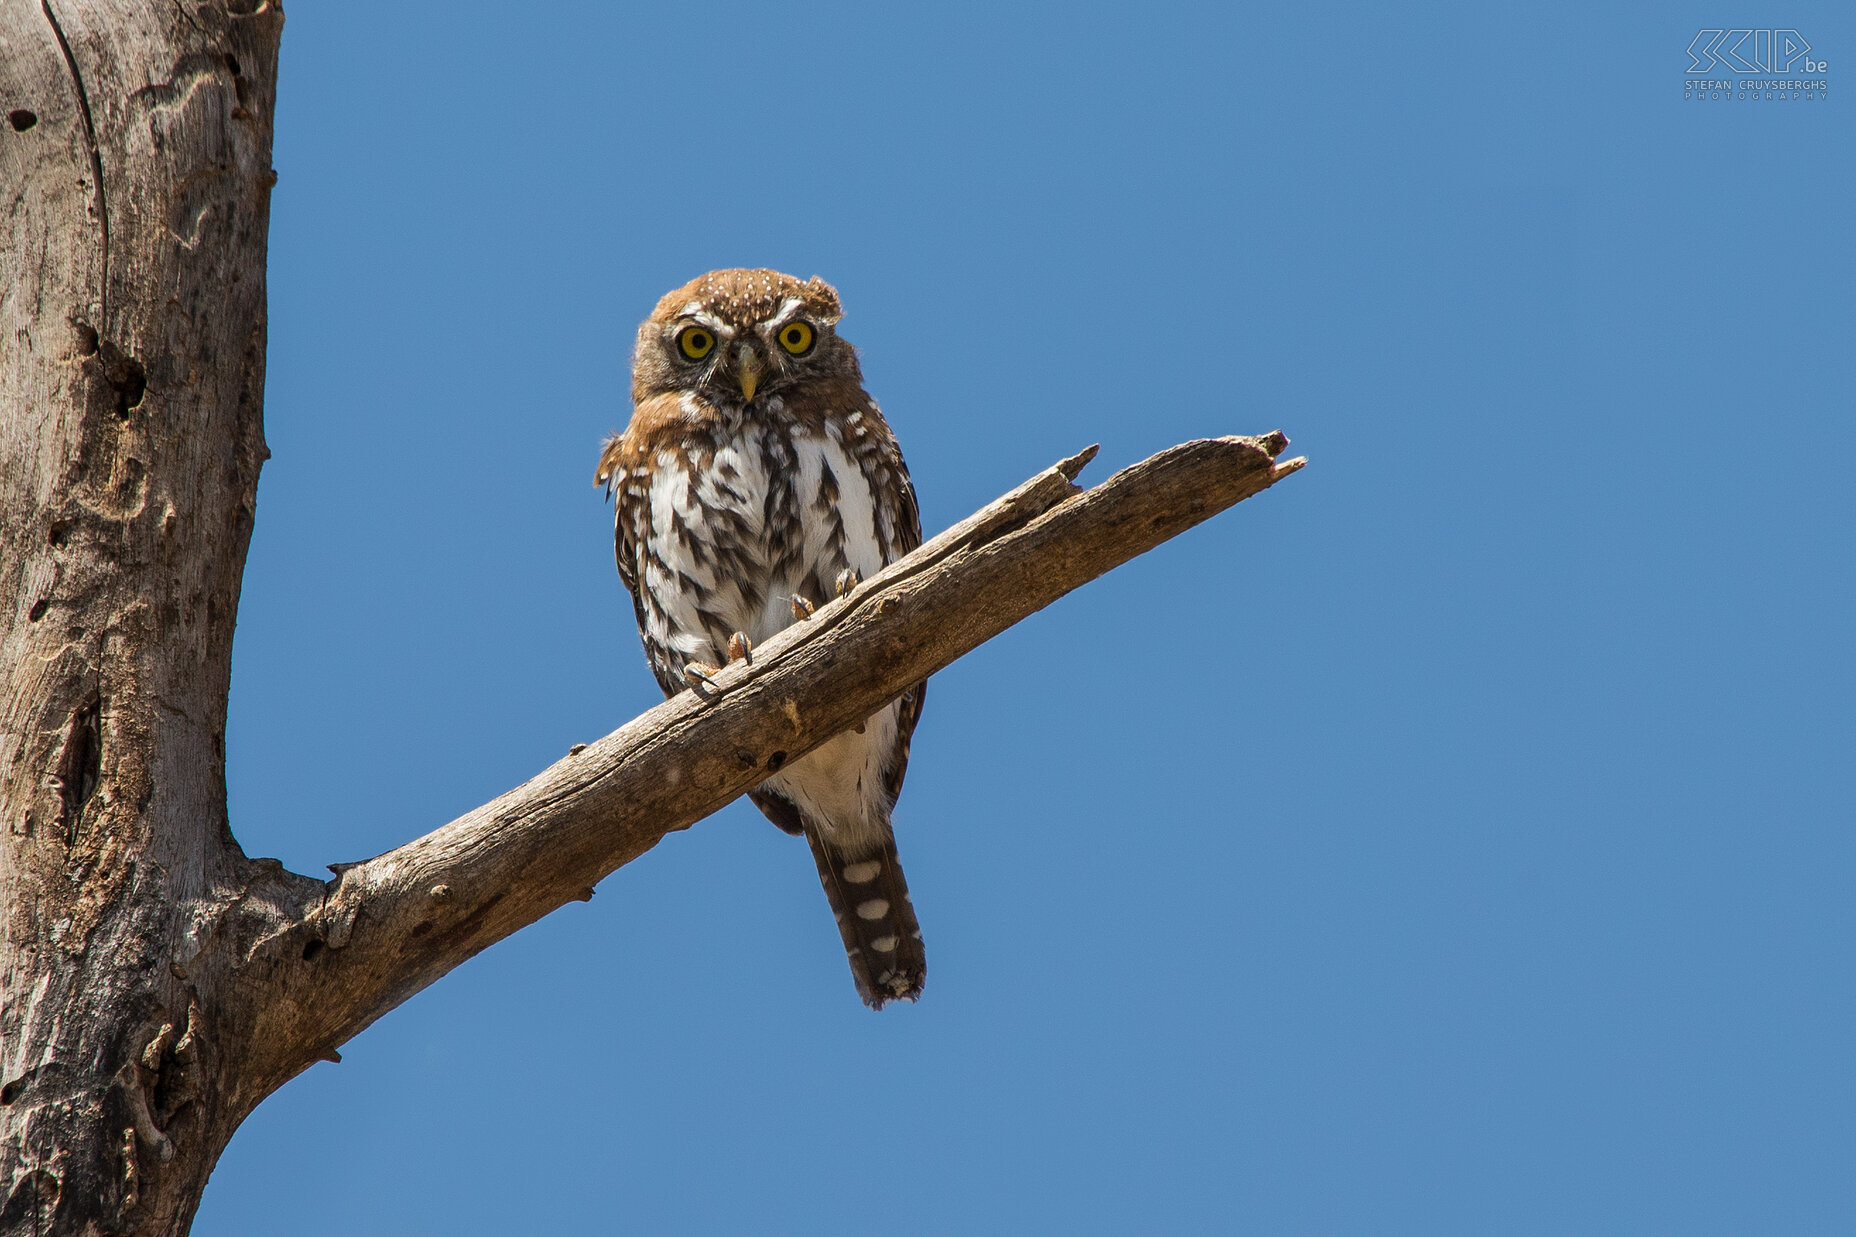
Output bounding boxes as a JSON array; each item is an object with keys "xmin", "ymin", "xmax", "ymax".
[
  {"xmin": 677, "ymin": 327, "xmax": 715, "ymax": 361},
  {"xmin": 776, "ymin": 320, "xmax": 815, "ymax": 356}
]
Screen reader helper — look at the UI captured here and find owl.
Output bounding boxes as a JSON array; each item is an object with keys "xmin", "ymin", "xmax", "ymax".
[{"xmin": 596, "ymin": 269, "xmax": 928, "ymax": 1009}]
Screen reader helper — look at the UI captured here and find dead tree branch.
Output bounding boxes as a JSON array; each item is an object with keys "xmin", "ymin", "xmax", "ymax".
[{"xmin": 241, "ymin": 435, "xmax": 1304, "ymax": 1076}]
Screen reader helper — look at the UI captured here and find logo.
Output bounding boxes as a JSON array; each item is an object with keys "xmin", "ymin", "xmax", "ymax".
[{"xmin": 1684, "ymin": 29, "xmax": 1829, "ymax": 101}]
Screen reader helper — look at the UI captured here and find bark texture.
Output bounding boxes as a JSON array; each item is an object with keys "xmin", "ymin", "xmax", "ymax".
[
  {"xmin": 0, "ymin": 5, "xmax": 1304, "ymax": 1234},
  {"xmin": 2, "ymin": 2, "xmax": 283, "ymax": 1232}
]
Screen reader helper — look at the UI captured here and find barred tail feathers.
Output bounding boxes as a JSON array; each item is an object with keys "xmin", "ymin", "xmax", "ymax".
[{"xmin": 804, "ymin": 829, "xmax": 925, "ymax": 1009}]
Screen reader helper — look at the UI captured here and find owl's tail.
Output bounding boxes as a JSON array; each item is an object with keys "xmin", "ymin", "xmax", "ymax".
[{"xmin": 804, "ymin": 829, "xmax": 926, "ymax": 1009}]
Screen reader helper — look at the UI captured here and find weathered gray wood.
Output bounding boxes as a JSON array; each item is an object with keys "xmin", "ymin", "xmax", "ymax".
[
  {"xmin": 0, "ymin": 5, "xmax": 1304, "ymax": 1234},
  {"xmin": 263, "ymin": 435, "xmax": 1304, "ymax": 1068},
  {"xmin": 2, "ymin": 2, "xmax": 285, "ymax": 1233}
]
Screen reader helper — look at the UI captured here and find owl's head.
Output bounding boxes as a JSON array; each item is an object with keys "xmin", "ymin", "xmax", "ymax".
[{"xmin": 631, "ymin": 269, "xmax": 861, "ymax": 406}]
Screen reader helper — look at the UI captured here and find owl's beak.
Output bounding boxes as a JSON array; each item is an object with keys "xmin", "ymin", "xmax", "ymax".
[{"xmin": 736, "ymin": 344, "xmax": 762, "ymax": 402}]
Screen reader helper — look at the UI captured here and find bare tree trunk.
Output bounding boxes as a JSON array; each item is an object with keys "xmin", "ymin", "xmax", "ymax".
[
  {"xmin": 2, "ymin": 1, "xmax": 284, "ymax": 1231},
  {"xmin": 0, "ymin": 5, "xmax": 1302, "ymax": 1234}
]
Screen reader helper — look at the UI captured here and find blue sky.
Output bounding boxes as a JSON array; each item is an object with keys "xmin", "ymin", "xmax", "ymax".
[{"xmin": 197, "ymin": 3, "xmax": 1853, "ymax": 1234}]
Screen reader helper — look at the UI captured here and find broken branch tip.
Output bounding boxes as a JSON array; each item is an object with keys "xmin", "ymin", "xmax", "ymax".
[{"xmin": 1057, "ymin": 444, "xmax": 1100, "ymax": 481}]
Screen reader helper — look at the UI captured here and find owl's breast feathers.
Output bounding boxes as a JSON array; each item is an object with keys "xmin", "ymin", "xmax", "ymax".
[
  {"xmin": 599, "ymin": 377, "xmax": 919, "ymax": 620},
  {"xmin": 598, "ymin": 377, "xmax": 924, "ymax": 798}
]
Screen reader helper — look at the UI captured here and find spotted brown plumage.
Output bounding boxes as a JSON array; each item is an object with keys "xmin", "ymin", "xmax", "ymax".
[{"xmin": 596, "ymin": 269, "xmax": 928, "ymax": 1008}]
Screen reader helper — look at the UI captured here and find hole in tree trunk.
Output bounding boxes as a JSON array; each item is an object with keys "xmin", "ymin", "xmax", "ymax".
[
  {"xmin": 0, "ymin": 1169, "xmax": 60, "ymax": 1228},
  {"xmin": 56, "ymin": 697, "xmax": 102, "ymax": 841},
  {"xmin": 103, "ymin": 351, "xmax": 146, "ymax": 416}
]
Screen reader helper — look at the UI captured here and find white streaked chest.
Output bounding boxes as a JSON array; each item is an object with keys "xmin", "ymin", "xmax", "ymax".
[{"xmin": 640, "ymin": 417, "xmax": 887, "ymax": 651}]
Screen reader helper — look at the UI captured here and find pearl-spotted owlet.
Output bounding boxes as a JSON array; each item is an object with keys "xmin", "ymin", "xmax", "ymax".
[{"xmin": 598, "ymin": 269, "xmax": 927, "ymax": 1008}]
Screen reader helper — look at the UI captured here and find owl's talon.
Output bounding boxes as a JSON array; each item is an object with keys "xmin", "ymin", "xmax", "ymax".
[
  {"xmin": 683, "ymin": 661, "xmax": 722, "ymax": 688},
  {"xmin": 791, "ymin": 594, "xmax": 816, "ymax": 620},
  {"xmin": 834, "ymin": 568, "xmax": 862, "ymax": 599},
  {"xmin": 726, "ymin": 631, "xmax": 752, "ymax": 663}
]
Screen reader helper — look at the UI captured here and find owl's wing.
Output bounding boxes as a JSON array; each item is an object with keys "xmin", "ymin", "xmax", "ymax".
[
  {"xmin": 878, "ymin": 427, "xmax": 927, "ymax": 805},
  {"xmin": 597, "ymin": 426, "xmax": 688, "ymax": 698},
  {"xmin": 883, "ymin": 428, "xmax": 923, "ymax": 563},
  {"xmin": 594, "ymin": 433, "xmax": 639, "ymax": 597},
  {"xmin": 748, "ymin": 787, "xmax": 808, "ymax": 837}
]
